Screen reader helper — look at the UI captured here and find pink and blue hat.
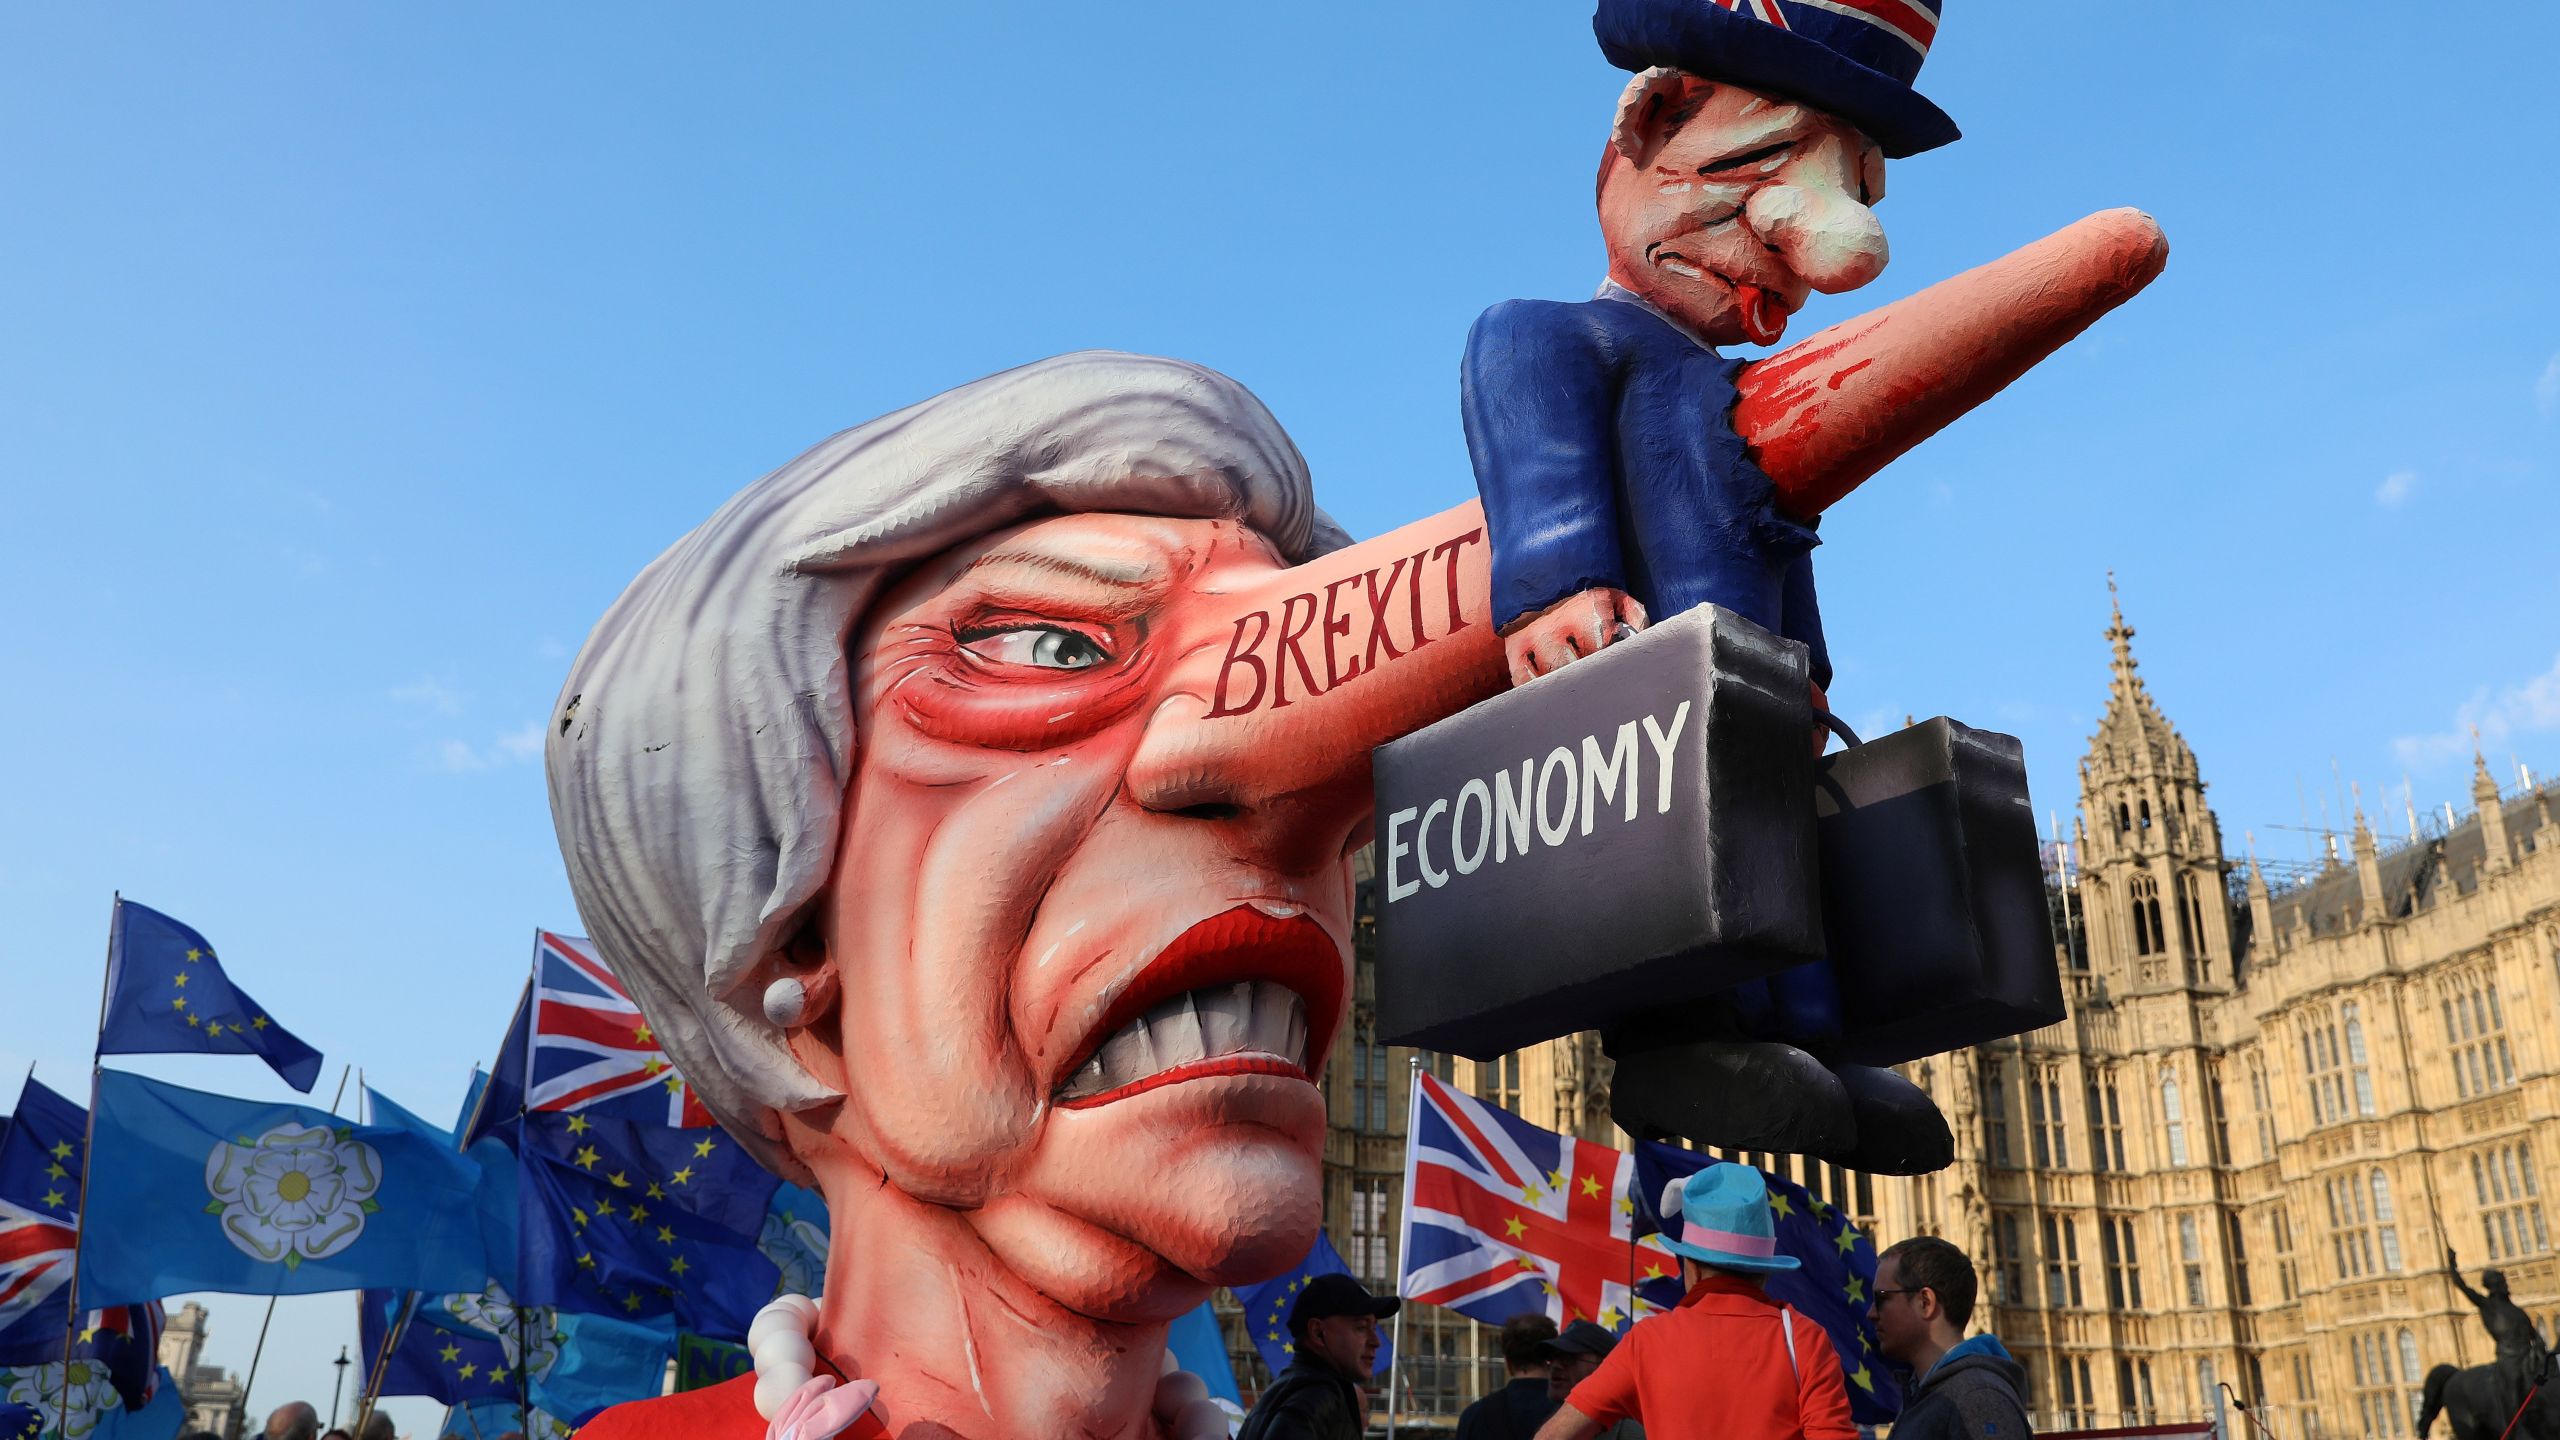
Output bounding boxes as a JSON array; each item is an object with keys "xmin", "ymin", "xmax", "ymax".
[{"xmin": 1657, "ymin": 1162, "xmax": 1802, "ymax": 1273}]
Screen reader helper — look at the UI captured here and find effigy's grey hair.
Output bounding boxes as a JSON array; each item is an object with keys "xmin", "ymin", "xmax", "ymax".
[{"xmin": 546, "ymin": 351, "xmax": 1345, "ymax": 1178}]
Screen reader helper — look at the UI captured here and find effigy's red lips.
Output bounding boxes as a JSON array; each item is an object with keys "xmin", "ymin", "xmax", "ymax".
[{"xmin": 1052, "ymin": 906, "xmax": 1348, "ymax": 1110}]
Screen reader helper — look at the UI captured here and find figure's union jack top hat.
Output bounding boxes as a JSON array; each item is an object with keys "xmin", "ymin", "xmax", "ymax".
[{"xmin": 1594, "ymin": 0, "xmax": 1959, "ymax": 156}]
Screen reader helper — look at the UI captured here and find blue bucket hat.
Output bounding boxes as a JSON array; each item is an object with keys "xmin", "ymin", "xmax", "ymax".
[
  {"xmin": 1656, "ymin": 1163, "xmax": 1802, "ymax": 1273},
  {"xmin": 1593, "ymin": 0, "xmax": 1960, "ymax": 158}
]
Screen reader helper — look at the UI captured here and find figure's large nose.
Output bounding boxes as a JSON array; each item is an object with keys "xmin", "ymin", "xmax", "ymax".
[
  {"xmin": 1744, "ymin": 182, "xmax": 1888, "ymax": 294},
  {"xmin": 1124, "ymin": 508, "xmax": 1506, "ymax": 859}
]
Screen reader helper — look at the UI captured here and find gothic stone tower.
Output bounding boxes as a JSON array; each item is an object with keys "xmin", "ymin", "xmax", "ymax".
[{"xmin": 2077, "ymin": 579, "xmax": 2237, "ymax": 995}]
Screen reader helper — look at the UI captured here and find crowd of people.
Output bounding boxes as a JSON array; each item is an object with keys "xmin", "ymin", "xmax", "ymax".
[{"xmin": 1237, "ymin": 1163, "xmax": 2033, "ymax": 1440}]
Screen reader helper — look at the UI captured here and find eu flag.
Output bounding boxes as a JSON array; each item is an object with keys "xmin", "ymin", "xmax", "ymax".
[
  {"xmin": 360, "ymin": 1290, "xmax": 521, "ymax": 1408},
  {"xmin": 1630, "ymin": 1141, "xmax": 1902, "ymax": 1424},
  {"xmin": 514, "ymin": 1112, "xmax": 779, "ymax": 1342},
  {"xmin": 94, "ymin": 900, "xmax": 323, "ymax": 1093},
  {"xmin": 75, "ymin": 1071, "xmax": 489, "ymax": 1308},
  {"xmin": 1230, "ymin": 1231, "xmax": 1391, "ymax": 1380},
  {"xmin": 364, "ymin": 1282, "xmax": 672, "ymax": 1426}
]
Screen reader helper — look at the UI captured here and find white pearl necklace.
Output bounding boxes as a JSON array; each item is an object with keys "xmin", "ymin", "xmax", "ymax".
[
  {"xmin": 746, "ymin": 1293, "xmax": 1234, "ymax": 1439},
  {"xmin": 748, "ymin": 1294, "xmax": 828, "ymax": 1420}
]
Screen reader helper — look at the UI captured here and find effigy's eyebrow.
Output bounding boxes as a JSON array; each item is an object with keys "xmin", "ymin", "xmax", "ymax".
[
  {"xmin": 1697, "ymin": 111, "xmax": 1811, "ymax": 171},
  {"xmin": 965, "ymin": 544, "xmax": 1164, "ymax": 588},
  {"xmin": 957, "ymin": 543, "xmax": 1172, "ymax": 617}
]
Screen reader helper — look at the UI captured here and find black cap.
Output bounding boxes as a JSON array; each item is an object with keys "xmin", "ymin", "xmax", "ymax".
[
  {"xmin": 1537, "ymin": 1320, "xmax": 1621, "ymax": 1362},
  {"xmin": 1288, "ymin": 1273, "xmax": 1401, "ymax": 1331}
]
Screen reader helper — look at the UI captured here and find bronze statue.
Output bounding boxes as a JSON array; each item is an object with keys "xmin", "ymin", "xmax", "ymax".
[{"xmin": 2420, "ymin": 1249, "xmax": 2556, "ymax": 1440}]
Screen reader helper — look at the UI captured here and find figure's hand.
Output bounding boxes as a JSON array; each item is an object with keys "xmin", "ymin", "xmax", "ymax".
[
  {"xmin": 2448, "ymin": 1246, "xmax": 2462, "ymax": 1271},
  {"xmin": 1154, "ymin": 1351, "xmax": 1230, "ymax": 1440},
  {"xmin": 766, "ymin": 1375, "xmax": 881, "ymax": 1440},
  {"xmin": 1501, "ymin": 587, "xmax": 1648, "ymax": 686}
]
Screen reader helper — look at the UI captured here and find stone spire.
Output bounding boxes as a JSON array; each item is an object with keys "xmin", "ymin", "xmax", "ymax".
[
  {"xmin": 2076, "ymin": 575, "xmax": 2231, "ymax": 989},
  {"xmin": 2244, "ymin": 830, "xmax": 2275, "ymax": 952},
  {"xmin": 2475, "ymin": 745, "xmax": 2512, "ymax": 874},
  {"xmin": 2086, "ymin": 574, "xmax": 2201, "ymax": 788},
  {"xmin": 2353, "ymin": 790, "xmax": 2384, "ymax": 917},
  {"xmin": 2104, "ymin": 570, "xmax": 2143, "ymax": 706}
]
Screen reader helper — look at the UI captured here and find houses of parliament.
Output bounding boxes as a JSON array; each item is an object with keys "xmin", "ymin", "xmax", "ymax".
[{"xmin": 1262, "ymin": 597, "xmax": 2560, "ymax": 1437}]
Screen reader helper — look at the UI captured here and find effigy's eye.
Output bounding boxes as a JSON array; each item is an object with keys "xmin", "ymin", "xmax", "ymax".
[{"xmin": 955, "ymin": 623, "xmax": 1112, "ymax": 671}]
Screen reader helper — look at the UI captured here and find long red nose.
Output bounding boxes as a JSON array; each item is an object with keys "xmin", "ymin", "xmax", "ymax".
[{"xmin": 1137, "ymin": 207, "xmax": 2167, "ymax": 812}]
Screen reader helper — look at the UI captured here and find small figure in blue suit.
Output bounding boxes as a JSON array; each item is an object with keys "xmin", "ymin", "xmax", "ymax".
[{"xmin": 1464, "ymin": 0, "xmax": 1961, "ymax": 1169}]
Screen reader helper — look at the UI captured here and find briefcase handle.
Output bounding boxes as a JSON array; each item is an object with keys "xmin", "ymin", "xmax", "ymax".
[{"xmin": 1816, "ymin": 710, "xmax": 1864, "ymax": 751}]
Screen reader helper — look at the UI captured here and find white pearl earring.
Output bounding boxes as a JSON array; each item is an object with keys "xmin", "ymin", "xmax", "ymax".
[{"xmin": 764, "ymin": 977, "xmax": 810, "ymax": 1028}]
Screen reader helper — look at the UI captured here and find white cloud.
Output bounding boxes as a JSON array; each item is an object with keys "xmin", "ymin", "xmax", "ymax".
[
  {"xmin": 494, "ymin": 722, "xmax": 545, "ymax": 762},
  {"xmin": 391, "ymin": 676, "xmax": 465, "ymax": 716},
  {"xmin": 2374, "ymin": 470, "xmax": 2420, "ymax": 508},
  {"xmin": 434, "ymin": 739, "xmax": 489, "ymax": 773},
  {"xmin": 2392, "ymin": 651, "xmax": 2560, "ymax": 767},
  {"xmin": 432, "ymin": 722, "xmax": 545, "ymax": 773},
  {"xmin": 2537, "ymin": 353, "xmax": 2560, "ymax": 417}
]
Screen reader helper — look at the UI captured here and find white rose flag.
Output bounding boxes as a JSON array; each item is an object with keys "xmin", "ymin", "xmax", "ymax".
[{"xmin": 72, "ymin": 1070, "xmax": 488, "ymax": 1308}]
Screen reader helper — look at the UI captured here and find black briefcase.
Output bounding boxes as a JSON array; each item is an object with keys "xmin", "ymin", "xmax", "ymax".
[
  {"xmin": 1372, "ymin": 605, "xmax": 1824, "ymax": 1058},
  {"xmin": 1816, "ymin": 717, "xmax": 2064, "ymax": 1066}
]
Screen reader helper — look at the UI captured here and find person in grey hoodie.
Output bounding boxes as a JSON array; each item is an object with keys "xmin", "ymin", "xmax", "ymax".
[{"xmin": 1870, "ymin": 1236, "xmax": 2033, "ymax": 1439}]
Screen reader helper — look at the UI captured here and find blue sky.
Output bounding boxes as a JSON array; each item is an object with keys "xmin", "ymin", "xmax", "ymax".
[{"xmin": 4, "ymin": 2, "xmax": 2556, "ymax": 1429}]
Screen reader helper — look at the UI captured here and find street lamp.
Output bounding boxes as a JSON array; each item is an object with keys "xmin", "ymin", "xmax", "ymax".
[{"xmin": 330, "ymin": 1345, "xmax": 351, "ymax": 1431}]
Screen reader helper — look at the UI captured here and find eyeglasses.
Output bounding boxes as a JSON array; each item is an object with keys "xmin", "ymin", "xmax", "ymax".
[{"xmin": 1871, "ymin": 1287, "xmax": 1927, "ymax": 1303}]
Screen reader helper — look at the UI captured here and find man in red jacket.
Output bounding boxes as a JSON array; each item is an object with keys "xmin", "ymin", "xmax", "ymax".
[{"xmin": 1535, "ymin": 1165, "xmax": 1854, "ymax": 1440}]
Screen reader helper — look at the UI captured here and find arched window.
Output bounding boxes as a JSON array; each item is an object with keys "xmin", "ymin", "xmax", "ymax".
[
  {"xmin": 2132, "ymin": 875, "xmax": 2161, "ymax": 957},
  {"xmin": 2345, "ymin": 1003, "xmax": 2377, "ymax": 1115},
  {"xmin": 2400, "ymin": 1330, "xmax": 2421, "ymax": 1388},
  {"xmin": 2141, "ymin": 799, "xmax": 2153, "ymax": 830},
  {"xmin": 2374, "ymin": 1170, "xmax": 2404, "ymax": 1271},
  {"xmin": 2163, "ymin": 1071, "xmax": 2189, "ymax": 1166},
  {"xmin": 2118, "ymin": 801, "xmax": 2132, "ymax": 834}
]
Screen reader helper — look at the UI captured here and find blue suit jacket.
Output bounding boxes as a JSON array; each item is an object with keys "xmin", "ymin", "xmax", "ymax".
[
  {"xmin": 1462, "ymin": 287, "xmax": 1840, "ymax": 1042},
  {"xmin": 1461, "ymin": 289, "xmax": 1830, "ymax": 690}
]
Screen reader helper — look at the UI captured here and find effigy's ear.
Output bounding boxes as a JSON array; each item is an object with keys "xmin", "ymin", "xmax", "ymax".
[
  {"xmin": 1859, "ymin": 139, "xmax": 1888, "ymax": 205},
  {"xmin": 1610, "ymin": 66, "xmax": 1692, "ymax": 172},
  {"xmin": 1853, "ymin": 137, "xmax": 1894, "ymax": 204},
  {"xmin": 760, "ymin": 911, "xmax": 841, "ymax": 1032}
]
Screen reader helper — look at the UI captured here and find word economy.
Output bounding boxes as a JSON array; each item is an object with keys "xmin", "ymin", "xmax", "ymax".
[{"xmin": 1381, "ymin": 700, "xmax": 1692, "ymax": 903}]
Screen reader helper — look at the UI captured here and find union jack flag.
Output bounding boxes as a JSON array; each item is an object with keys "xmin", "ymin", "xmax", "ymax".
[
  {"xmin": 1712, "ymin": 0, "xmax": 1791, "ymax": 29},
  {"xmin": 0, "ymin": 1198, "xmax": 74, "ymax": 1349},
  {"xmin": 0, "ymin": 1078, "xmax": 86, "ymax": 1355},
  {"xmin": 1397, "ymin": 1073, "xmax": 1678, "ymax": 1330},
  {"xmin": 1709, "ymin": 0, "xmax": 1941, "ymax": 57},
  {"xmin": 474, "ymin": 932, "xmax": 713, "ymax": 1138}
]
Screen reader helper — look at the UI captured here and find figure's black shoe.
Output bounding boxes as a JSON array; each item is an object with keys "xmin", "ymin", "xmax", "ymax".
[
  {"xmin": 1811, "ymin": 1064, "xmax": 1953, "ymax": 1174},
  {"xmin": 1603, "ymin": 1036, "xmax": 1857, "ymax": 1155}
]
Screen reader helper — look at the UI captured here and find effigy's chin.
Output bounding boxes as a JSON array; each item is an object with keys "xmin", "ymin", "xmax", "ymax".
[{"xmin": 1000, "ymin": 1071, "xmax": 1330, "ymax": 1315}]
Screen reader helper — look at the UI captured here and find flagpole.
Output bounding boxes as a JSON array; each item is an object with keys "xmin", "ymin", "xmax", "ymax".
[
  {"xmin": 354, "ymin": 1290, "xmax": 420, "ymax": 1440},
  {"xmin": 241, "ymin": 1062, "xmax": 354, "ymax": 1423},
  {"xmin": 57, "ymin": 894, "xmax": 123, "ymax": 1429},
  {"xmin": 1386, "ymin": 1055, "xmax": 1421, "ymax": 1440}
]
